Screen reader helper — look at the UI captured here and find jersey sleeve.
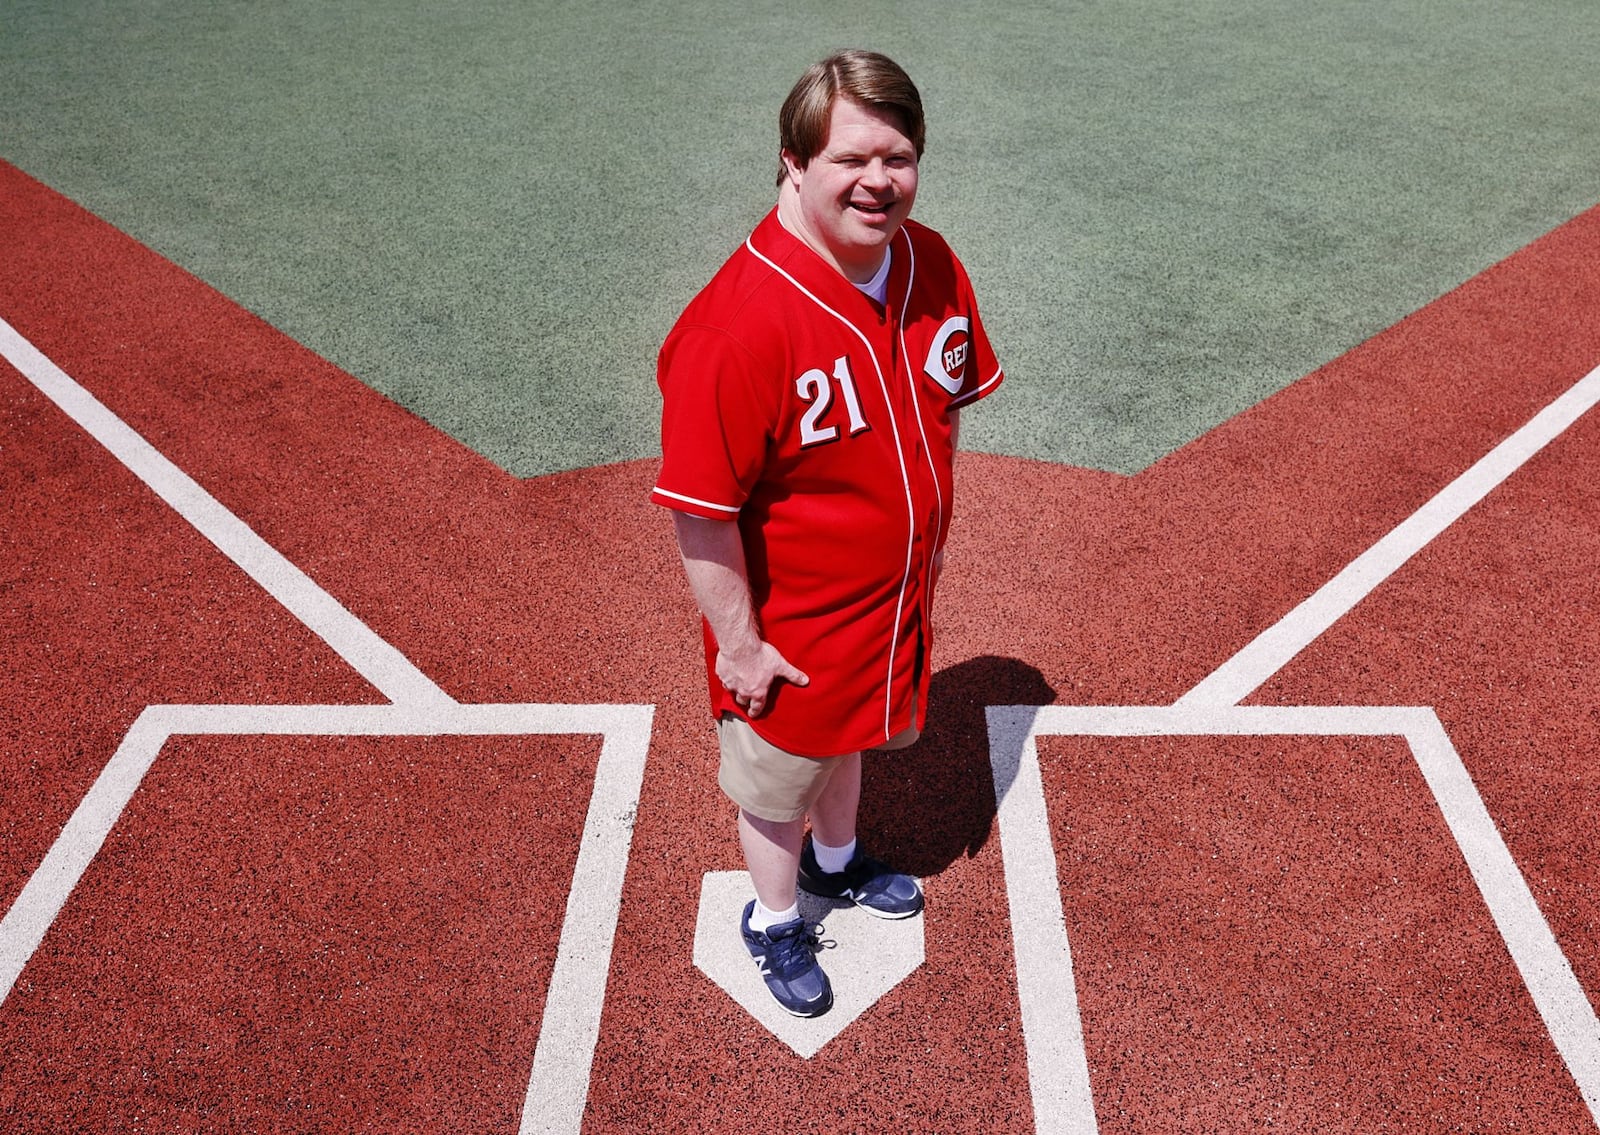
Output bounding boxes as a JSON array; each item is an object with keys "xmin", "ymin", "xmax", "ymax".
[
  {"xmin": 651, "ymin": 323, "xmax": 776, "ymax": 520},
  {"xmin": 948, "ymin": 254, "xmax": 1004, "ymax": 410}
]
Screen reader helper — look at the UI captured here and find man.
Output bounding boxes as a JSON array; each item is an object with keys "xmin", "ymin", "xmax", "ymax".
[{"xmin": 653, "ymin": 49, "xmax": 1002, "ymax": 1017}]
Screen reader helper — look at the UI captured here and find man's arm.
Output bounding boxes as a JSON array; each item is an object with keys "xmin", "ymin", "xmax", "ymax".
[{"xmin": 672, "ymin": 512, "xmax": 809, "ymax": 718}]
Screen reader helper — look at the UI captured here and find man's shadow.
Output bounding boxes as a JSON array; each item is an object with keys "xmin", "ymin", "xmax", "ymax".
[{"xmin": 859, "ymin": 655, "xmax": 1056, "ymax": 878}]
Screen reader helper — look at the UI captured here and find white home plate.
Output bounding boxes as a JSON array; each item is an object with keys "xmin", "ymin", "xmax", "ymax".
[{"xmin": 692, "ymin": 870, "xmax": 925, "ymax": 1058}]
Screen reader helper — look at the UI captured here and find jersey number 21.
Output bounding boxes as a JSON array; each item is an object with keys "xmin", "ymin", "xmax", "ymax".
[{"xmin": 796, "ymin": 356, "xmax": 869, "ymax": 447}]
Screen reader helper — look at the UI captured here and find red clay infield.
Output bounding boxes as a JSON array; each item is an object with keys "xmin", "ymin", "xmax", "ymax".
[{"xmin": 3, "ymin": 159, "xmax": 1600, "ymax": 1131}]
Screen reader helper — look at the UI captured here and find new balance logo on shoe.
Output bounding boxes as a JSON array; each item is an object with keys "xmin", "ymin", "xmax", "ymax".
[{"xmin": 740, "ymin": 901, "xmax": 833, "ymax": 1017}]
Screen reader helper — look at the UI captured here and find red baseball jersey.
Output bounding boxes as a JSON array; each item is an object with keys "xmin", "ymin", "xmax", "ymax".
[{"xmin": 653, "ymin": 208, "xmax": 1002, "ymax": 757}]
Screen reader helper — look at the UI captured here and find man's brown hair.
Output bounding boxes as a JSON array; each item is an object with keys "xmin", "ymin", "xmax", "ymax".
[{"xmin": 776, "ymin": 50, "xmax": 925, "ymax": 187}]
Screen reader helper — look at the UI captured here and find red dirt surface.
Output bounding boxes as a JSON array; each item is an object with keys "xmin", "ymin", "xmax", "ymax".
[{"xmin": 4, "ymin": 158, "xmax": 1600, "ymax": 1131}]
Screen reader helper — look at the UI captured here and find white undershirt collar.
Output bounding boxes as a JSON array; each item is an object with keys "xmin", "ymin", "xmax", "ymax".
[{"xmin": 854, "ymin": 249, "xmax": 892, "ymax": 304}]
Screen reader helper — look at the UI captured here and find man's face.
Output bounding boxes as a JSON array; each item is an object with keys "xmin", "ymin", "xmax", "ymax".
[{"xmin": 781, "ymin": 97, "xmax": 919, "ymax": 282}]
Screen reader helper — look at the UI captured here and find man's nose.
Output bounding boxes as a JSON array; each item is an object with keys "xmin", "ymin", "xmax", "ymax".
[{"xmin": 860, "ymin": 159, "xmax": 892, "ymax": 189}]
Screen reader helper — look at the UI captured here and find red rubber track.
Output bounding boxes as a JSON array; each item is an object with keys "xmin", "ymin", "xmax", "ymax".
[{"xmin": 3, "ymin": 159, "xmax": 1600, "ymax": 1131}]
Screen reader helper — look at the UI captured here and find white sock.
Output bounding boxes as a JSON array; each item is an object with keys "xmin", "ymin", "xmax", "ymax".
[
  {"xmin": 812, "ymin": 836, "xmax": 858, "ymax": 875},
  {"xmin": 748, "ymin": 897, "xmax": 799, "ymax": 933}
]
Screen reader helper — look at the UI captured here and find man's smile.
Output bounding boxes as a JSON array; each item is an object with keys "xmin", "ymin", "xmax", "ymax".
[{"xmin": 778, "ymin": 96, "xmax": 919, "ymax": 281}]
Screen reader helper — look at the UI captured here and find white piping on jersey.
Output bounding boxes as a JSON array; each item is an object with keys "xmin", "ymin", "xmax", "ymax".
[
  {"xmin": 892, "ymin": 230, "xmax": 948, "ymax": 665},
  {"xmin": 744, "ymin": 234, "xmax": 917, "ymax": 743},
  {"xmin": 950, "ymin": 364, "xmax": 1002, "ymax": 408},
  {"xmin": 652, "ymin": 485, "xmax": 742, "ymax": 515}
]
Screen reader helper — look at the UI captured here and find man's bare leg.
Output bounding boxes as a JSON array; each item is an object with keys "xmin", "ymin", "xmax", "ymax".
[
  {"xmin": 807, "ymin": 751, "xmax": 862, "ymax": 849},
  {"xmin": 738, "ymin": 809, "xmax": 807, "ymax": 913},
  {"xmin": 738, "ymin": 752, "xmax": 860, "ymax": 911}
]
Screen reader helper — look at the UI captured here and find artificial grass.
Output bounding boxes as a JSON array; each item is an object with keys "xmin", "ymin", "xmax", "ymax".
[{"xmin": 4, "ymin": 0, "xmax": 1598, "ymax": 475}]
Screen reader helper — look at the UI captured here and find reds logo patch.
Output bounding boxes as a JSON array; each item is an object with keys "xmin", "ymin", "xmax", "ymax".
[{"xmin": 923, "ymin": 316, "xmax": 972, "ymax": 395}]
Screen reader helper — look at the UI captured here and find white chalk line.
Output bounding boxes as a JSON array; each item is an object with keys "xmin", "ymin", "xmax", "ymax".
[
  {"xmin": 1180, "ymin": 362, "xmax": 1600, "ymax": 710},
  {"xmin": 0, "ymin": 319, "xmax": 650, "ymax": 1135},
  {"xmin": 992, "ymin": 363, "xmax": 1600, "ymax": 1133},
  {"xmin": 0, "ymin": 316, "xmax": 452, "ymax": 709}
]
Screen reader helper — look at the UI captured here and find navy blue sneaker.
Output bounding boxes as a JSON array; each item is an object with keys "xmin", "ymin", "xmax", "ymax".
[
  {"xmin": 740, "ymin": 901, "xmax": 833, "ymax": 1018},
  {"xmin": 798, "ymin": 841, "xmax": 924, "ymax": 919}
]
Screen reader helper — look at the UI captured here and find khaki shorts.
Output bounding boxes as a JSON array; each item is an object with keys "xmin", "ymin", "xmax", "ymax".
[{"xmin": 717, "ymin": 714, "xmax": 920, "ymax": 823}]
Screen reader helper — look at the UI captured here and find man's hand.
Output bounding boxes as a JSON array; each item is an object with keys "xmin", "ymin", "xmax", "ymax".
[
  {"xmin": 716, "ymin": 640, "xmax": 809, "ymax": 718},
  {"xmin": 672, "ymin": 511, "xmax": 809, "ymax": 717}
]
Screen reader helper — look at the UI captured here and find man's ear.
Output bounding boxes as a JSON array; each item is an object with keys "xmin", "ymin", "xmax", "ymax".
[{"xmin": 779, "ymin": 149, "xmax": 806, "ymax": 188}]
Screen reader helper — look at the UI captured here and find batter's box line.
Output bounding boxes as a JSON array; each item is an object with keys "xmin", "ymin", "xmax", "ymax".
[
  {"xmin": 0, "ymin": 700, "xmax": 653, "ymax": 1135},
  {"xmin": 1, "ymin": 316, "xmax": 652, "ymax": 1133},
  {"xmin": 987, "ymin": 702, "xmax": 1600, "ymax": 1135}
]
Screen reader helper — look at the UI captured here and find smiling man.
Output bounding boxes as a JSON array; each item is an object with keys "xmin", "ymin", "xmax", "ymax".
[{"xmin": 653, "ymin": 50, "xmax": 1003, "ymax": 1018}]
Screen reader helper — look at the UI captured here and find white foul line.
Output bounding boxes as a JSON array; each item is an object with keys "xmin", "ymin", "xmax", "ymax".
[
  {"xmin": 0, "ymin": 316, "xmax": 452, "ymax": 708},
  {"xmin": 991, "ymin": 363, "xmax": 1600, "ymax": 1132},
  {"xmin": 1180, "ymin": 363, "xmax": 1600, "ymax": 709},
  {"xmin": 0, "ymin": 320, "xmax": 652, "ymax": 1135}
]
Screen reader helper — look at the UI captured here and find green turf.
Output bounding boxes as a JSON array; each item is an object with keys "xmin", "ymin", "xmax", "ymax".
[{"xmin": 4, "ymin": 1, "xmax": 1598, "ymax": 475}]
